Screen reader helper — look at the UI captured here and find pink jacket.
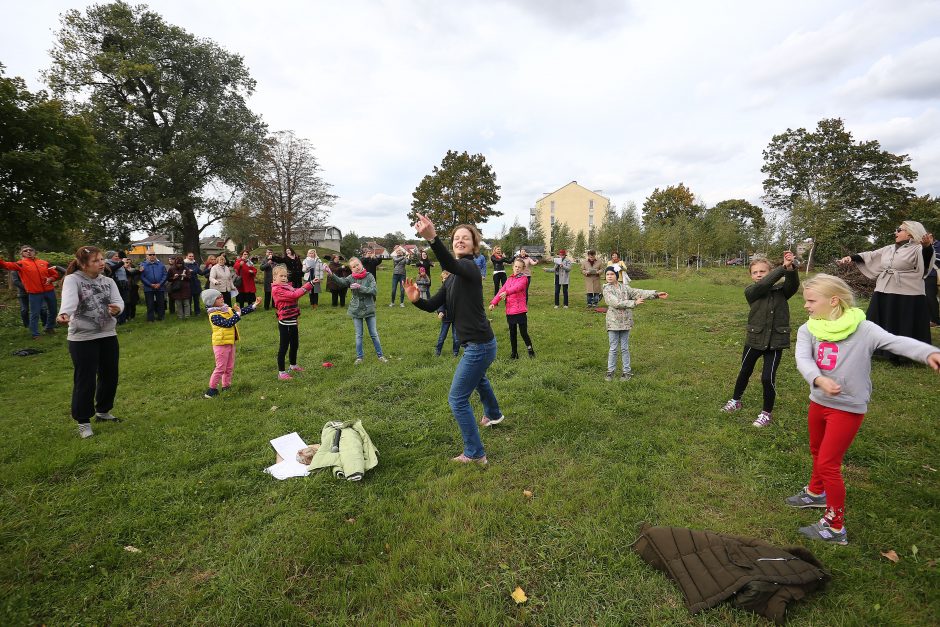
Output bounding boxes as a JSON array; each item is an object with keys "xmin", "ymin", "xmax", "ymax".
[
  {"xmin": 491, "ymin": 274, "xmax": 528, "ymax": 315},
  {"xmin": 272, "ymin": 282, "xmax": 312, "ymax": 321}
]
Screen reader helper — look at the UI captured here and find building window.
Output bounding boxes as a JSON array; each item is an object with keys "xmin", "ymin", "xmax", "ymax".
[
  {"xmin": 589, "ymin": 199, "xmax": 594, "ymax": 212},
  {"xmin": 589, "ymin": 215, "xmax": 594, "ymax": 228},
  {"xmin": 550, "ymin": 216, "xmax": 555, "ymax": 226},
  {"xmin": 550, "ymin": 200, "xmax": 555, "ymax": 213}
]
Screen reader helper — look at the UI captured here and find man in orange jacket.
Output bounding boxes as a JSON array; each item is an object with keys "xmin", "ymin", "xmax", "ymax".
[{"xmin": 0, "ymin": 244, "xmax": 59, "ymax": 338}]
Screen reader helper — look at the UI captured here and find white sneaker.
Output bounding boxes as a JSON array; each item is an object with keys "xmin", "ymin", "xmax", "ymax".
[
  {"xmin": 354, "ymin": 358, "xmax": 363, "ymax": 365},
  {"xmin": 78, "ymin": 423, "xmax": 94, "ymax": 439},
  {"xmin": 378, "ymin": 356, "xmax": 389, "ymax": 363},
  {"xmin": 399, "ymin": 303, "xmax": 405, "ymax": 308},
  {"xmin": 388, "ymin": 303, "xmax": 394, "ymax": 307},
  {"xmin": 554, "ymin": 305, "xmax": 559, "ymax": 309},
  {"xmin": 752, "ymin": 411, "xmax": 772, "ymax": 427}
]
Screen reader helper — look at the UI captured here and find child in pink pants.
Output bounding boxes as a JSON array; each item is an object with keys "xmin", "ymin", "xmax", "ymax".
[{"xmin": 201, "ymin": 288, "xmax": 260, "ymax": 398}]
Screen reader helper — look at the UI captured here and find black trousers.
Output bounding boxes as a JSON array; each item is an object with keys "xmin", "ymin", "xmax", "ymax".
[
  {"xmin": 554, "ymin": 279, "xmax": 568, "ymax": 306},
  {"xmin": 264, "ymin": 289, "xmax": 272, "ymax": 310},
  {"xmin": 68, "ymin": 336, "xmax": 120, "ymax": 423},
  {"xmin": 331, "ymin": 290, "xmax": 347, "ymax": 307},
  {"xmin": 221, "ymin": 291, "xmax": 232, "ymax": 307},
  {"xmin": 493, "ymin": 272, "xmax": 507, "ymax": 295},
  {"xmin": 308, "ymin": 290, "xmax": 319, "ymax": 305},
  {"xmin": 236, "ymin": 291, "xmax": 256, "ymax": 307},
  {"xmin": 277, "ymin": 323, "xmax": 299, "ymax": 371},
  {"xmin": 507, "ymin": 313, "xmax": 532, "ymax": 356},
  {"xmin": 925, "ymin": 276, "xmax": 939, "ymax": 324},
  {"xmin": 732, "ymin": 346, "xmax": 782, "ymax": 413},
  {"xmin": 144, "ymin": 291, "xmax": 165, "ymax": 321}
]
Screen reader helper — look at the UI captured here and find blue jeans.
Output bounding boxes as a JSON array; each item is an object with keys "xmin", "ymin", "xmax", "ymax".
[
  {"xmin": 607, "ymin": 330, "xmax": 631, "ymax": 374},
  {"xmin": 436, "ymin": 321, "xmax": 459, "ymax": 355},
  {"xmin": 391, "ymin": 274, "xmax": 405, "ymax": 303},
  {"xmin": 353, "ymin": 315, "xmax": 384, "ymax": 359},
  {"xmin": 448, "ymin": 337, "xmax": 501, "ymax": 459},
  {"xmin": 28, "ymin": 291, "xmax": 57, "ymax": 337}
]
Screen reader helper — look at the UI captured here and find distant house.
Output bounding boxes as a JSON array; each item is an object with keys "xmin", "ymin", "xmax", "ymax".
[
  {"xmin": 520, "ymin": 245, "xmax": 545, "ymax": 259},
  {"xmin": 401, "ymin": 244, "xmax": 418, "ymax": 256},
  {"xmin": 129, "ymin": 233, "xmax": 179, "ymax": 263},
  {"xmin": 362, "ymin": 241, "xmax": 388, "ymax": 258},
  {"xmin": 199, "ymin": 237, "xmax": 237, "ymax": 258},
  {"xmin": 261, "ymin": 225, "xmax": 342, "ymax": 254}
]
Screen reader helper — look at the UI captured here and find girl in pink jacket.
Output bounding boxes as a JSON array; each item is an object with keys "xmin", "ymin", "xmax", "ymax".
[{"xmin": 489, "ymin": 258, "xmax": 535, "ymax": 359}]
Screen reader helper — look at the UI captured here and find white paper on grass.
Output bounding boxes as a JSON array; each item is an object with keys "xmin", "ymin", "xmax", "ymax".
[{"xmin": 264, "ymin": 432, "xmax": 310, "ymax": 480}]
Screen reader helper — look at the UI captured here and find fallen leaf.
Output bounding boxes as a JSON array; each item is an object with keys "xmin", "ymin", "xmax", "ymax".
[
  {"xmin": 270, "ymin": 405, "xmax": 278, "ymax": 412},
  {"xmin": 912, "ymin": 545, "xmax": 919, "ymax": 559},
  {"xmin": 923, "ymin": 465, "xmax": 936, "ymax": 472},
  {"xmin": 927, "ymin": 559, "xmax": 937, "ymax": 568},
  {"xmin": 511, "ymin": 586, "xmax": 528, "ymax": 604},
  {"xmin": 498, "ymin": 562, "xmax": 509, "ymax": 570},
  {"xmin": 881, "ymin": 550, "xmax": 900, "ymax": 563},
  {"xmin": 523, "ymin": 490, "xmax": 533, "ymax": 498},
  {"xmin": 260, "ymin": 396, "xmax": 266, "ymax": 400},
  {"xmin": 874, "ymin": 603, "xmax": 881, "ymax": 611},
  {"xmin": 346, "ymin": 517, "xmax": 356, "ymax": 524},
  {"xmin": 384, "ymin": 543, "xmax": 390, "ymax": 552},
  {"xmin": 123, "ymin": 545, "xmax": 141, "ymax": 553}
]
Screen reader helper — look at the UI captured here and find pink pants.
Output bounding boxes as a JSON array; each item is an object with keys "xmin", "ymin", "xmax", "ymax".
[
  {"xmin": 807, "ymin": 401, "xmax": 864, "ymax": 529},
  {"xmin": 210, "ymin": 344, "xmax": 236, "ymax": 389}
]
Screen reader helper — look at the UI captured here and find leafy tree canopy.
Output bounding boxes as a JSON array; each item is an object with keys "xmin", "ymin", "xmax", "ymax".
[
  {"xmin": 0, "ymin": 65, "xmax": 109, "ymax": 255},
  {"xmin": 641, "ymin": 183, "xmax": 703, "ymax": 227},
  {"xmin": 45, "ymin": 1, "xmax": 267, "ymax": 255},
  {"xmin": 409, "ymin": 150, "xmax": 501, "ymax": 236}
]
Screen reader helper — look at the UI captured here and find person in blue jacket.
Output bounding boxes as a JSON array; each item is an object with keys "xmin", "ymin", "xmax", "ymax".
[{"xmin": 139, "ymin": 251, "xmax": 168, "ymax": 322}]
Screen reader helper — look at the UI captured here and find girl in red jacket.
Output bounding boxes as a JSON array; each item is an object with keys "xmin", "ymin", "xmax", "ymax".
[
  {"xmin": 489, "ymin": 258, "xmax": 535, "ymax": 360},
  {"xmin": 271, "ymin": 264, "xmax": 314, "ymax": 380}
]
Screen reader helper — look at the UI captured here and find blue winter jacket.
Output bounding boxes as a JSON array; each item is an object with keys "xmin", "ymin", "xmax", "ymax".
[{"xmin": 140, "ymin": 260, "xmax": 168, "ymax": 292}]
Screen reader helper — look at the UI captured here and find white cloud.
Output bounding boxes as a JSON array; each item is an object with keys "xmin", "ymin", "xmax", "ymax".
[{"xmin": 838, "ymin": 38, "xmax": 940, "ymax": 101}]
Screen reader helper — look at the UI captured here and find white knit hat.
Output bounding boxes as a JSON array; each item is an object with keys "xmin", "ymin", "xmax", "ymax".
[{"xmin": 201, "ymin": 289, "xmax": 222, "ymax": 308}]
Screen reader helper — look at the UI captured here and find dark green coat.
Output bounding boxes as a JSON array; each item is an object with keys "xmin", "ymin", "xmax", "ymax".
[{"xmin": 744, "ymin": 265, "xmax": 799, "ymax": 350}]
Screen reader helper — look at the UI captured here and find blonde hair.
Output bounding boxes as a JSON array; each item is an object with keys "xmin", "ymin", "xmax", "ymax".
[
  {"xmin": 749, "ymin": 257, "xmax": 772, "ymax": 271},
  {"xmin": 803, "ymin": 273, "xmax": 856, "ymax": 319},
  {"xmin": 272, "ymin": 264, "xmax": 289, "ymax": 280}
]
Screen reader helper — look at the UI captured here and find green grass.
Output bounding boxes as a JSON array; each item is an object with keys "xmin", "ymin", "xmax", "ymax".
[{"xmin": 1, "ymin": 267, "xmax": 938, "ymax": 625}]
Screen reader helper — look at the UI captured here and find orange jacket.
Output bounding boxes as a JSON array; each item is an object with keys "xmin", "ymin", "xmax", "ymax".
[{"xmin": 0, "ymin": 257, "xmax": 58, "ymax": 293}]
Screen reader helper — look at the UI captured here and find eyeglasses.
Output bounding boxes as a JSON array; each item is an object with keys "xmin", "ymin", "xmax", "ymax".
[
  {"xmin": 21, "ymin": 248, "xmax": 34, "ymax": 253},
  {"xmin": 895, "ymin": 227, "xmax": 906, "ymax": 233}
]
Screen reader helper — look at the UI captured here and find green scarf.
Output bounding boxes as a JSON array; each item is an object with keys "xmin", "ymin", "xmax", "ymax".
[{"xmin": 806, "ymin": 307, "xmax": 866, "ymax": 341}]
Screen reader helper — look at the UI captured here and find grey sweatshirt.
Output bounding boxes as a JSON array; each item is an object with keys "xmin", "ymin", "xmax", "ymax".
[
  {"xmin": 795, "ymin": 320, "xmax": 939, "ymax": 413},
  {"xmin": 59, "ymin": 271, "xmax": 124, "ymax": 341}
]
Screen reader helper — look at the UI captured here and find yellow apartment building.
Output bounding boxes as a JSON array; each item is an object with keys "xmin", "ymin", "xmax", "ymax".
[{"xmin": 533, "ymin": 181, "xmax": 610, "ymax": 253}]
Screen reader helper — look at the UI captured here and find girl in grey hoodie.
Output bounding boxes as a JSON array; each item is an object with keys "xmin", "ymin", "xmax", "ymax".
[{"xmin": 788, "ymin": 274, "xmax": 940, "ymax": 546}]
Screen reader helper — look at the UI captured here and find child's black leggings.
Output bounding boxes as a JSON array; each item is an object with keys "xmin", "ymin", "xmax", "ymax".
[
  {"xmin": 732, "ymin": 346, "xmax": 782, "ymax": 412},
  {"xmin": 506, "ymin": 313, "xmax": 532, "ymax": 355},
  {"xmin": 277, "ymin": 322, "xmax": 299, "ymax": 371}
]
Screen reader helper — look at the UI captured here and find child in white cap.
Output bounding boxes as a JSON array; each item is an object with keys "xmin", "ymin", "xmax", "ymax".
[{"xmin": 201, "ymin": 288, "xmax": 260, "ymax": 398}]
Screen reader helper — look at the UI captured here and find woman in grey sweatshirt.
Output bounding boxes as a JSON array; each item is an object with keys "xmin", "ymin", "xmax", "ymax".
[{"xmin": 56, "ymin": 246, "xmax": 125, "ymax": 439}]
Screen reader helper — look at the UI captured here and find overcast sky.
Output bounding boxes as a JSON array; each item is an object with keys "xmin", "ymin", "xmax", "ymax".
[{"xmin": 3, "ymin": 0, "xmax": 940, "ymax": 240}]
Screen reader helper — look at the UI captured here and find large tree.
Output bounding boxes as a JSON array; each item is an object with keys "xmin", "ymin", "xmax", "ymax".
[
  {"xmin": 641, "ymin": 183, "xmax": 703, "ymax": 227},
  {"xmin": 409, "ymin": 150, "xmax": 501, "ymax": 235},
  {"xmin": 761, "ymin": 118, "xmax": 917, "ymax": 268},
  {"xmin": 246, "ymin": 130, "xmax": 335, "ymax": 248},
  {"xmin": 0, "ymin": 66, "xmax": 109, "ymax": 255},
  {"xmin": 45, "ymin": 1, "xmax": 267, "ymax": 255}
]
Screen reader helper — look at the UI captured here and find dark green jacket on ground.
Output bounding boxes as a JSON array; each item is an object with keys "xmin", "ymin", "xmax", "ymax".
[
  {"xmin": 633, "ymin": 525, "xmax": 829, "ymax": 624},
  {"xmin": 743, "ymin": 265, "xmax": 799, "ymax": 350}
]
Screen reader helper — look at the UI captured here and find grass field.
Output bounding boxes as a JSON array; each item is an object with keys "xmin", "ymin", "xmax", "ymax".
[{"xmin": 0, "ymin": 266, "xmax": 937, "ymax": 625}]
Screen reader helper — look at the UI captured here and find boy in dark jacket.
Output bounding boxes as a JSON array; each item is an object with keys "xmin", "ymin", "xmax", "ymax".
[{"xmin": 720, "ymin": 252, "xmax": 799, "ymax": 427}]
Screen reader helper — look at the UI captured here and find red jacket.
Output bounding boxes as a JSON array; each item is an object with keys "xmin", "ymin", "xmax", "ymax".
[
  {"xmin": 272, "ymin": 282, "xmax": 311, "ymax": 321},
  {"xmin": 233, "ymin": 259, "xmax": 258, "ymax": 294},
  {"xmin": 0, "ymin": 257, "xmax": 58, "ymax": 293}
]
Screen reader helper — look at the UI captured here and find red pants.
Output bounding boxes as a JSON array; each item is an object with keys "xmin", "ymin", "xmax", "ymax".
[{"xmin": 806, "ymin": 401, "xmax": 864, "ymax": 529}]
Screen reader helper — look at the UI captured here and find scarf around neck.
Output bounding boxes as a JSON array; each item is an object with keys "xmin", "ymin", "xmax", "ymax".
[
  {"xmin": 806, "ymin": 307, "xmax": 866, "ymax": 341},
  {"xmin": 351, "ymin": 269, "xmax": 368, "ymax": 280}
]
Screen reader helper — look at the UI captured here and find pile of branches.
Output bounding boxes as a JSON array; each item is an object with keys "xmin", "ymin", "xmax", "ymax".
[
  {"xmin": 625, "ymin": 264, "xmax": 651, "ymax": 280},
  {"xmin": 820, "ymin": 261, "xmax": 876, "ymax": 299}
]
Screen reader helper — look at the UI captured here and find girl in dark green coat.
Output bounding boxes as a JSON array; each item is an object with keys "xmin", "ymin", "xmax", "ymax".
[{"xmin": 720, "ymin": 252, "xmax": 799, "ymax": 427}]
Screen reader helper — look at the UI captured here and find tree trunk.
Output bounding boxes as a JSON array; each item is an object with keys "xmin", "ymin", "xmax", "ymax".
[
  {"xmin": 180, "ymin": 206, "xmax": 201, "ymax": 257},
  {"xmin": 806, "ymin": 241, "xmax": 816, "ymax": 273}
]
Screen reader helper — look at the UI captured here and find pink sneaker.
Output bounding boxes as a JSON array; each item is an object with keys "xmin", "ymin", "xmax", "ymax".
[
  {"xmin": 480, "ymin": 415, "xmax": 505, "ymax": 427},
  {"xmin": 278, "ymin": 372, "xmax": 293, "ymax": 380},
  {"xmin": 289, "ymin": 365, "xmax": 305, "ymax": 372},
  {"xmin": 452, "ymin": 453, "xmax": 488, "ymax": 465}
]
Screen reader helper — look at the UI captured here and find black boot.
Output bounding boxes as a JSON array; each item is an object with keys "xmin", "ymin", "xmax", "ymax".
[
  {"xmin": 510, "ymin": 352, "xmax": 519, "ymax": 359},
  {"xmin": 527, "ymin": 346, "xmax": 535, "ymax": 358}
]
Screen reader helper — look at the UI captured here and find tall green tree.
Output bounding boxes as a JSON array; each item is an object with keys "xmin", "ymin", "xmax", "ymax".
[
  {"xmin": 641, "ymin": 183, "xmax": 703, "ymax": 227},
  {"xmin": 528, "ymin": 208, "xmax": 546, "ymax": 249},
  {"xmin": 573, "ymin": 230, "xmax": 586, "ymax": 259},
  {"xmin": 409, "ymin": 150, "xmax": 501, "ymax": 235},
  {"xmin": 549, "ymin": 221, "xmax": 575, "ymax": 254},
  {"xmin": 497, "ymin": 218, "xmax": 528, "ymax": 256},
  {"xmin": 340, "ymin": 231, "xmax": 361, "ymax": 259},
  {"xmin": 45, "ymin": 1, "xmax": 267, "ymax": 255},
  {"xmin": 761, "ymin": 118, "xmax": 917, "ymax": 268},
  {"xmin": 0, "ymin": 66, "xmax": 109, "ymax": 255}
]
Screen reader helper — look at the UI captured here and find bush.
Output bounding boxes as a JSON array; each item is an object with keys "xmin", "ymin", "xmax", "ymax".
[{"xmin": 820, "ymin": 261, "xmax": 876, "ymax": 299}]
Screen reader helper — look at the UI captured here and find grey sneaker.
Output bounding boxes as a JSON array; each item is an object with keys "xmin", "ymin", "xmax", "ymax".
[
  {"xmin": 94, "ymin": 412, "xmax": 122, "ymax": 422},
  {"xmin": 78, "ymin": 423, "xmax": 94, "ymax": 439},
  {"xmin": 605, "ymin": 372, "xmax": 614, "ymax": 382},
  {"xmin": 377, "ymin": 356, "xmax": 389, "ymax": 363},
  {"xmin": 399, "ymin": 302, "xmax": 405, "ymax": 308},
  {"xmin": 354, "ymin": 358, "xmax": 363, "ymax": 365},
  {"xmin": 785, "ymin": 486, "xmax": 827, "ymax": 509},
  {"xmin": 798, "ymin": 519, "xmax": 847, "ymax": 545},
  {"xmin": 720, "ymin": 399, "xmax": 742, "ymax": 413},
  {"xmin": 620, "ymin": 372, "xmax": 632, "ymax": 381}
]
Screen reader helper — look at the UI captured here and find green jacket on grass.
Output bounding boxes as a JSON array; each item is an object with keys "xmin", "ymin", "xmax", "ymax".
[{"xmin": 308, "ymin": 420, "xmax": 378, "ymax": 481}]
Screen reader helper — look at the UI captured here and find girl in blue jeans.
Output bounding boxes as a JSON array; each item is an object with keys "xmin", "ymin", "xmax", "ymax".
[
  {"xmin": 407, "ymin": 215, "xmax": 505, "ymax": 464},
  {"xmin": 324, "ymin": 258, "xmax": 388, "ymax": 365}
]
